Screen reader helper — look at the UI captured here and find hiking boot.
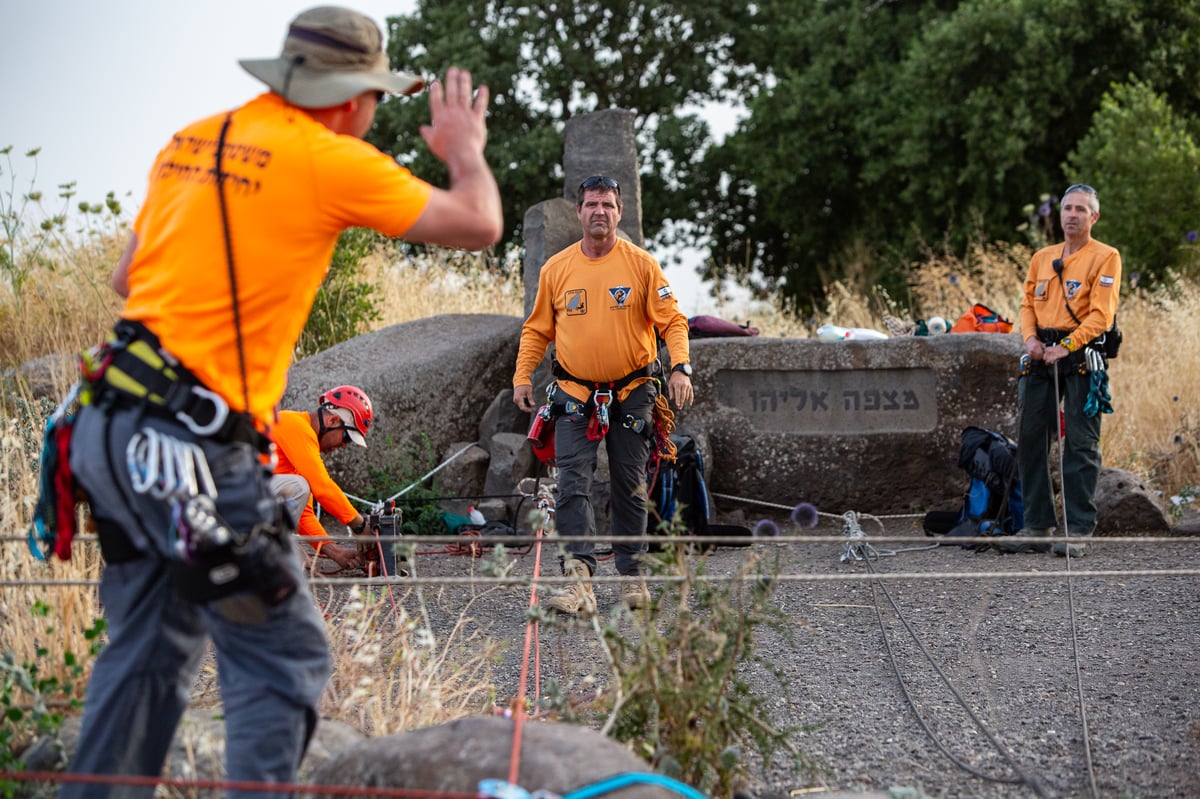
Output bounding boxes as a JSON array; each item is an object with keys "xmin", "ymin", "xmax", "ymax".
[
  {"xmin": 994, "ymin": 527, "xmax": 1053, "ymax": 554},
  {"xmin": 1053, "ymin": 534, "xmax": 1092, "ymax": 558},
  {"xmin": 621, "ymin": 580, "xmax": 651, "ymax": 610},
  {"xmin": 544, "ymin": 558, "xmax": 596, "ymax": 615}
]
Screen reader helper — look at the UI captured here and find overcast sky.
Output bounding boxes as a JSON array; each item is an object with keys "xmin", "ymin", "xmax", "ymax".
[{"xmin": 1, "ymin": 0, "xmax": 744, "ymax": 310}]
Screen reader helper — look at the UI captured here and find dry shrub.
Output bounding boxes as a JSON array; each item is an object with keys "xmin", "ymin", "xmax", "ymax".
[
  {"xmin": 1, "ymin": 390, "xmax": 104, "ymax": 732},
  {"xmin": 904, "ymin": 238, "xmax": 1030, "ymax": 325},
  {"xmin": 1102, "ymin": 279, "xmax": 1200, "ymax": 492},
  {"xmin": 312, "ymin": 582, "xmax": 501, "ymax": 734},
  {"xmin": 0, "ymin": 228, "xmax": 125, "ymax": 367},
  {"xmin": 371, "ymin": 245, "xmax": 523, "ymax": 326}
]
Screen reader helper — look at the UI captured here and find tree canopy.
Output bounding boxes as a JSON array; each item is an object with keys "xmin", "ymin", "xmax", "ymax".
[
  {"xmin": 373, "ymin": 0, "xmax": 1200, "ymax": 306},
  {"xmin": 370, "ymin": 0, "xmax": 746, "ymax": 258}
]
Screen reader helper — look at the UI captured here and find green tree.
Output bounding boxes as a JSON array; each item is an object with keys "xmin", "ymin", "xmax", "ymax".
[
  {"xmin": 370, "ymin": 0, "xmax": 747, "ymax": 260},
  {"xmin": 1066, "ymin": 79, "xmax": 1200, "ymax": 283},
  {"xmin": 296, "ymin": 228, "xmax": 383, "ymax": 359},
  {"xmin": 701, "ymin": 0, "xmax": 1200, "ymax": 310}
]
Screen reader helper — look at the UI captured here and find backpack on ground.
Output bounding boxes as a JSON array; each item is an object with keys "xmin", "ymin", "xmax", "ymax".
[
  {"xmin": 924, "ymin": 426, "xmax": 1024, "ymax": 545},
  {"xmin": 646, "ymin": 433, "xmax": 750, "ymax": 548}
]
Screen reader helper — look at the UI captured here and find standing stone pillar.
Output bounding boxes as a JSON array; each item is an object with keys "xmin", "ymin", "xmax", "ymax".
[
  {"xmin": 562, "ymin": 109, "xmax": 643, "ymax": 247},
  {"xmin": 521, "ymin": 108, "xmax": 643, "ymax": 318}
]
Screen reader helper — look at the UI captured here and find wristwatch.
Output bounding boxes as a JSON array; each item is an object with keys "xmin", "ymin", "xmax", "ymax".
[{"xmin": 672, "ymin": 363, "xmax": 693, "ymax": 377}]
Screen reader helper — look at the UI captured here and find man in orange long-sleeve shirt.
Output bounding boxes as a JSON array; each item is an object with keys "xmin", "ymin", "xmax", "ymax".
[
  {"xmin": 1000, "ymin": 183, "xmax": 1121, "ymax": 559},
  {"xmin": 513, "ymin": 175, "xmax": 693, "ymax": 614},
  {"xmin": 272, "ymin": 385, "xmax": 373, "ymax": 571}
]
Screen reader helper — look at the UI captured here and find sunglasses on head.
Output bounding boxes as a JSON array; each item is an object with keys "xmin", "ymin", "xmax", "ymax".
[
  {"xmin": 1063, "ymin": 183, "xmax": 1097, "ymax": 198},
  {"xmin": 579, "ymin": 175, "xmax": 620, "ymax": 193}
]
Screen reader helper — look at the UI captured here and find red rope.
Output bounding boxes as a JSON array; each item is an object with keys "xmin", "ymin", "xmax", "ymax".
[
  {"xmin": 507, "ymin": 524, "xmax": 547, "ymax": 785},
  {"xmin": 0, "ymin": 770, "xmax": 478, "ymax": 798}
]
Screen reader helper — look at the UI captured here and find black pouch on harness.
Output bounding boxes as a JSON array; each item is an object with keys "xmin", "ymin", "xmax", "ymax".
[
  {"xmin": 168, "ymin": 494, "xmax": 297, "ymax": 618},
  {"xmin": 1101, "ymin": 322, "xmax": 1122, "ymax": 360}
]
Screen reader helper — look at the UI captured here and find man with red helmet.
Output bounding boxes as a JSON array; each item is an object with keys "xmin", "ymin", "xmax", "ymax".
[{"xmin": 272, "ymin": 386, "xmax": 373, "ymax": 570}]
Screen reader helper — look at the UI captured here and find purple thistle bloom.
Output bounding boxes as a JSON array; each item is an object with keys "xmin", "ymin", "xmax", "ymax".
[
  {"xmin": 753, "ymin": 519, "xmax": 780, "ymax": 538},
  {"xmin": 948, "ymin": 274, "xmax": 959, "ymax": 285},
  {"xmin": 1038, "ymin": 201, "xmax": 1052, "ymax": 217},
  {"xmin": 791, "ymin": 502, "xmax": 819, "ymax": 528},
  {"xmin": 1187, "ymin": 230, "xmax": 1198, "ymax": 243}
]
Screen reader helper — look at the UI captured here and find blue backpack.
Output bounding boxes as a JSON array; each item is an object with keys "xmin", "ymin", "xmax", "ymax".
[{"xmin": 925, "ymin": 426, "xmax": 1024, "ymax": 540}]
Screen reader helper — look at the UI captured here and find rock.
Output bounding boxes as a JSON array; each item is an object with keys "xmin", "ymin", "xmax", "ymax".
[
  {"xmin": 309, "ymin": 716, "xmax": 678, "ymax": 799},
  {"xmin": 679, "ymin": 333, "xmax": 1023, "ymax": 515},
  {"xmin": 11, "ymin": 352, "xmax": 76, "ymax": 400},
  {"xmin": 1095, "ymin": 467, "xmax": 1172, "ymax": 534},
  {"xmin": 479, "ymin": 389, "xmax": 529, "ymax": 444},
  {"xmin": 483, "ymin": 432, "xmax": 538, "ymax": 515},
  {"xmin": 282, "ymin": 314, "xmax": 522, "ymax": 496},
  {"xmin": 22, "ymin": 710, "xmax": 365, "ymax": 798},
  {"xmin": 435, "ymin": 442, "xmax": 490, "ymax": 499}
]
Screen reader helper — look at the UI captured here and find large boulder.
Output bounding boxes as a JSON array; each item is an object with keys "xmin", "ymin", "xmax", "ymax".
[
  {"xmin": 309, "ymin": 716, "xmax": 678, "ymax": 799},
  {"xmin": 23, "ymin": 709, "xmax": 364, "ymax": 798},
  {"xmin": 675, "ymin": 332, "xmax": 1024, "ymax": 516},
  {"xmin": 282, "ymin": 314, "xmax": 522, "ymax": 497},
  {"xmin": 1095, "ymin": 467, "xmax": 1172, "ymax": 534}
]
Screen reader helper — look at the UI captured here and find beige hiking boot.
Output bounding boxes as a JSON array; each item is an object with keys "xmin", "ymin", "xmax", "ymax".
[
  {"xmin": 621, "ymin": 580, "xmax": 651, "ymax": 610},
  {"xmin": 1053, "ymin": 533, "xmax": 1092, "ymax": 558},
  {"xmin": 995, "ymin": 527, "xmax": 1053, "ymax": 554},
  {"xmin": 544, "ymin": 558, "xmax": 596, "ymax": 615}
]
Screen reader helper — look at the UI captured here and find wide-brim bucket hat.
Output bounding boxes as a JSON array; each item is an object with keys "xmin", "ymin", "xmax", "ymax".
[{"xmin": 239, "ymin": 5, "xmax": 425, "ymax": 109}]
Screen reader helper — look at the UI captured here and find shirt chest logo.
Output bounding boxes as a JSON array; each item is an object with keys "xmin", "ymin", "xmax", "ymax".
[
  {"xmin": 565, "ymin": 289, "xmax": 587, "ymax": 316},
  {"xmin": 1065, "ymin": 280, "xmax": 1082, "ymax": 299},
  {"xmin": 608, "ymin": 285, "xmax": 632, "ymax": 309}
]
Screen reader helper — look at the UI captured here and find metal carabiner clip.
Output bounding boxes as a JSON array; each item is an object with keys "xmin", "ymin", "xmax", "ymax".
[{"xmin": 176, "ymin": 385, "xmax": 230, "ymax": 438}]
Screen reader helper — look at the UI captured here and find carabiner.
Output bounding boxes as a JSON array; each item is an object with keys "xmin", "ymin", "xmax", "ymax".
[{"xmin": 176, "ymin": 386, "xmax": 230, "ymax": 437}]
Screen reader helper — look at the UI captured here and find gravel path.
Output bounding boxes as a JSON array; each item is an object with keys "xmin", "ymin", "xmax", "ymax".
[{"xmin": 317, "ymin": 509, "xmax": 1200, "ymax": 799}]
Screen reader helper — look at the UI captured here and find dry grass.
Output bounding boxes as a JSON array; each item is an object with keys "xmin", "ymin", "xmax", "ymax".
[{"xmin": 2, "ymin": 224, "xmax": 1197, "ymax": 748}]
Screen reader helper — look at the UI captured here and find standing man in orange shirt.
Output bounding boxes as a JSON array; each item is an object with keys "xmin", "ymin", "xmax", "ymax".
[
  {"xmin": 61, "ymin": 6, "xmax": 502, "ymax": 797},
  {"xmin": 513, "ymin": 175, "xmax": 692, "ymax": 614},
  {"xmin": 1000, "ymin": 183, "xmax": 1121, "ymax": 559},
  {"xmin": 272, "ymin": 386, "xmax": 375, "ymax": 572}
]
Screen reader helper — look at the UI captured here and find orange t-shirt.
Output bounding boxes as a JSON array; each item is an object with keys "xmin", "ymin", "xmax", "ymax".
[
  {"xmin": 272, "ymin": 410, "xmax": 358, "ymax": 540},
  {"xmin": 120, "ymin": 93, "xmax": 433, "ymax": 425},
  {"xmin": 1020, "ymin": 238, "xmax": 1122, "ymax": 346},
  {"xmin": 514, "ymin": 237, "xmax": 690, "ymax": 402}
]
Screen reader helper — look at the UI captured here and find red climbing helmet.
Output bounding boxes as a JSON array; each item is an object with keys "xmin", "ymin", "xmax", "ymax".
[{"xmin": 319, "ymin": 385, "xmax": 374, "ymax": 448}]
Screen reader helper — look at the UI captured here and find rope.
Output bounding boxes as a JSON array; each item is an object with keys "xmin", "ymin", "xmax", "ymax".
[
  {"xmin": 0, "ymin": 770, "xmax": 477, "ymax": 798},
  {"xmin": 710, "ymin": 491, "xmax": 924, "ymax": 522},
  {"xmin": 562, "ymin": 772, "xmax": 708, "ymax": 799},
  {"xmin": 861, "ymin": 556, "xmax": 1051, "ymax": 796},
  {"xmin": 1053, "ymin": 364, "xmax": 1101, "ymax": 799},
  {"xmin": 340, "ymin": 443, "xmax": 478, "ymax": 509},
  {"xmin": 6, "ymin": 565, "xmax": 1200, "ymax": 591}
]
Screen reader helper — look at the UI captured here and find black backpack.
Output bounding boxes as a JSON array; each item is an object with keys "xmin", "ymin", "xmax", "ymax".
[
  {"xmin": 924, "ymin": 426, "xmax": 1024, "ymax": 541},
  {"xmin": 646, "ymin": 434, "xmax": 750, "ymax": 547},
  {"xmin": 648, "ymin": 434, "xmax": 710, "ymax": 534}
]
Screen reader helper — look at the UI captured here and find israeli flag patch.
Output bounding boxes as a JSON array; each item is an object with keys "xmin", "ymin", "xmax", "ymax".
[
  {"xmin": 657, "ymin": 285, "xmax": 674, "ymax": 300},
  {"xmin": 1100, "ymin": 275, "xmax": 1115, "ymax": 287}
]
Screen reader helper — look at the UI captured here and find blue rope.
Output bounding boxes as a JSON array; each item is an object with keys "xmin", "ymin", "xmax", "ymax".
[{"xmin": 562, "ymin": 772, "xmax": 709, "ymax": 799}]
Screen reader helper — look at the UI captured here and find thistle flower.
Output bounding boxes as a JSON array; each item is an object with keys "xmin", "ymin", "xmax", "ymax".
[
  {"xmin": 791, "ymin": 502, "xmax": 819, "ymax": 528},
  {"xmin": 753, "ymin": 519, "xmax": 780, "ymax": 538}
]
